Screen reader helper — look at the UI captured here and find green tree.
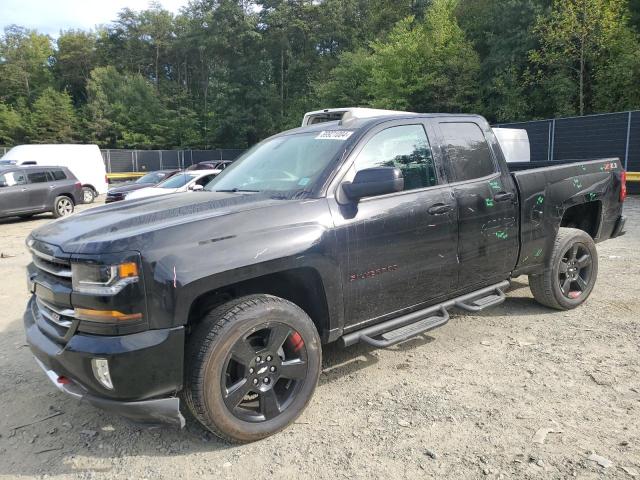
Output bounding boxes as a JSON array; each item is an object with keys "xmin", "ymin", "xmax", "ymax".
[
  {"xmin": 315, "ymin": 48, "xmax": 375, "ymax": 107},
  {"xmin": 29, "ymin": 87, "xmax": 78, "ymax": 142},
  {"xmin": 355, "ymin": 0, "xmax": 480, "ymax": 113},
  {"xmin": 0, "ymin": 26, "xmax": 53, "ymax": 105},
  {"xmin": 531, "ymin": 0, "xmax": 640, "ymax": 116},
  {"xmin": 0, "ymin": 102, "xmax": 25, "ymax": 144},
  {"xmin": 86, "ymin": 66, "xmax": 170, "ymax": 148},
  {"xmin": 54, "ymin": 30, "xmax": 98, "ymax": 105},
  {"xmin": 457, "ymin": 0, "xmax": 550, "ymax": 122}
]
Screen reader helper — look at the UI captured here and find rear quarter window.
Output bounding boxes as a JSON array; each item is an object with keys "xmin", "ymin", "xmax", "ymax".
[
  {"xmin": 439, "ymin": 122, "xmax": 496, "ymax": 182},
  {"xmin": 51, "ymin": 170, "xmax": 67, "ymax": 181}
]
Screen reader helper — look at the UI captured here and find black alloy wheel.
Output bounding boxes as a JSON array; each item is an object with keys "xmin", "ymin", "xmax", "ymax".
[
  {"xmin": 558, "ymin": 243, "xmax": 593, "ymax": 299},
  {"xmin": 222, "ymin": 322, "xmax": 308, "ymax": 422},
  {"xmin": 184, "ymin": 294, "xmax": 321, "ymax": 443}
]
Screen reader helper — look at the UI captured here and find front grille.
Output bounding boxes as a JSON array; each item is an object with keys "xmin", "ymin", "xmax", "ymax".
[
  {"xmin": 36, "ymin": 297, "xmax": 74, "ymax": 328},
  {"xmin": 32, "ymin": 297, "xmax": 77, "ymax": 344},
  {"xmin": 30, "ymin": 248, "xmax": 72, "ymax": 280},
  {"xmin": 28, "ymin": 241, "xmax": 76, "ymax": 344}
]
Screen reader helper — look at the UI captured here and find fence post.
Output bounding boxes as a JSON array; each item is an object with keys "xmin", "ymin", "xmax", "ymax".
[
  {"xmin": 547, "ymin": 122, "xmax": 552, "ymax": 161},
  {"xmin": 107, "ymin": 149, "xmax": 111, "ymax": 173},
  {"xmin": 550, "ymin": 119, "xmax": 556, "ymax": 162},
  {"xmin": 159, "ymin": 150, "xmax": 163, "ymax": 170},
  {"xmin": 625, "ymin": 111, "xmax": 632, "ymax": 171}
]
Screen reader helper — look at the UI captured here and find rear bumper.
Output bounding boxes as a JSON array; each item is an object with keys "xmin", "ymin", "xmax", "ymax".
[
  {"xmin": 24, "ymin": 298, "xmax": 185, "ymax": 427},
  {"xmin": 611, "ymin": 215, "xmax": 626, "ymax": 238}
]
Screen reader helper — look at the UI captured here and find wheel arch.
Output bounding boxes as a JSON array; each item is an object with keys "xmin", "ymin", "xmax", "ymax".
[
  {"xmin": 181, "ymin": 264, "xmax": 343, "ymax": 344},
  {"xmin": 560, "ymin": 200, "xmax": 602, "ymax": 240}
]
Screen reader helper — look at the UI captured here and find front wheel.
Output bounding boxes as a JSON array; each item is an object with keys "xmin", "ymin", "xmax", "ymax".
[
  {"xmin": 529, "ymin": 227, "xmax": 598, "ymax": 310},
  {"xmin": 184, "ymin": 295, "xmax": 321, "ymax": 443}
]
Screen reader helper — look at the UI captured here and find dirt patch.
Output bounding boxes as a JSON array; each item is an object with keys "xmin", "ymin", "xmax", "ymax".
[{"xmin": 1, "ymin": 197, "xmax": 639, "ymax": 479}]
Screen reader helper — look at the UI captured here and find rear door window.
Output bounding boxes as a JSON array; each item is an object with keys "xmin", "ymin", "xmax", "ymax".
[
  {"xmin": 27, "ymin": 171, "xmax": 48, "ymax": 184},
  {"xmin": 439, "ymin": 122, "xmax": 496, "ymax": 182}
]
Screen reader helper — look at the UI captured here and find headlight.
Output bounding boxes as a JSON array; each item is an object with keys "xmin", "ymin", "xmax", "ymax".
[{"xmin": 71, "ymin": 261, "xmax": 139, "ymax": 295}]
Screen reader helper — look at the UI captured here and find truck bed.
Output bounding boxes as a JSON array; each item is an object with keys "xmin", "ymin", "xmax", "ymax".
[{"xmin": 510, "ymin": 158, "xmax": 624, "ymax": 274}]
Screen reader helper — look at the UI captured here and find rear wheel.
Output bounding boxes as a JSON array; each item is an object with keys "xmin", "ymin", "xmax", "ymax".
[
  {"xmin": 82, "ymin": 187, "xmax": 95, "ymax": 204},
  {"xmin": 529, "ymin": 227, "xmax": 598, "ymax": 310},
  {"xmin": 184, "ymin": 294, "xmax": 321, "ymax": 443},
  {"xmin": 52, "ymin": 196, "xmax": 74, "ymax": 218}
]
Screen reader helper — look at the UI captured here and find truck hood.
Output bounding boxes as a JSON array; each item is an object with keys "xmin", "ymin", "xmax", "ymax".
[{"xmin": 31, "ymin": 191, "xmax": 289, "ymax": 254}]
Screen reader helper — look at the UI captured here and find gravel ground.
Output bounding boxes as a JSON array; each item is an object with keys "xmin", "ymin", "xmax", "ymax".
[{"xmin": 0, "ymin": 196, "xmax": 639, "ymax": 480}]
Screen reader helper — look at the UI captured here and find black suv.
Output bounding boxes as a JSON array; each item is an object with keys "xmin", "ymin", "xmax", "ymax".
[{"xmin": 0, "ymin": 166, "xmax": 82, "ymax": 220}]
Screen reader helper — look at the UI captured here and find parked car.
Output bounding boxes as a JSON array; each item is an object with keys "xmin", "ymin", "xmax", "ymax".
[
  {"xmin": 106, "ymin": 170, "xmax": 180, "ymax": 203},
  {"xmin": 124, "ymin": 170, "xmax": 220, "ymax": 200},
  {"xmin": 186, "ymin": 160, "xmax": 233, "ymax": 171},
  {"xmin": 0, "ymin": 144, "xmax": 108, "ymax": 204},
  {"xmin": 0, "ymin": 166, "xmax": 82, "ymax": 219},
  {"xmin": 24, "ymin": 111, "xmax": 626, "ymax": 443}
]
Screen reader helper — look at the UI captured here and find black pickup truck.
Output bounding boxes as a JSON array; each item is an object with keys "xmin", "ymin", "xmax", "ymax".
[{"xmin": 24, "ymin": 113, "xmax": 626, "ymax": 442}]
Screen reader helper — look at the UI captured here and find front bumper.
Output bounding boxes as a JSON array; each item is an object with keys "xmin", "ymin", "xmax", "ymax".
[
  {"xmin": 33, "ymin": 357, "xmax": 184, "ymax": 427},
  {"xmin": 24, "ymin": 299, "xmax": 185, "ymax": 427}
]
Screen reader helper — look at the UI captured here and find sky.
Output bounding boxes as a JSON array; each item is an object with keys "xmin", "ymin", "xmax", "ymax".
[{"xmin": 0, "ymin": 0, "xmax": 191, "ymax": 37}]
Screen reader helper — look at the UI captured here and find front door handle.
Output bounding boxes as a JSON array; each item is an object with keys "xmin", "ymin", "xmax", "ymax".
[
  {"xmin": 428, "ymin": 203, "xmax": 453, "ymax": 215},
  {"xmin": 493, "ymin": 191, "xmax": 515, "ymax": 202}
]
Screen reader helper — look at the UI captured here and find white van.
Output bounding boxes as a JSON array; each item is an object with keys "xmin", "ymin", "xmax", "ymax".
[{"xmin": 0, "ymin": 144, "xmax": 107, "ymax": 203}]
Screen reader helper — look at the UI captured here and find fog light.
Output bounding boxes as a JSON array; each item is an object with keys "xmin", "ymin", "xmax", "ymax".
[{"xmin": 91, "ymin": 358, "xmax": 114, "ymax": 390}]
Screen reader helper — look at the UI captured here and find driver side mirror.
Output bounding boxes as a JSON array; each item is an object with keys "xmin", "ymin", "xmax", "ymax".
[
  {"xmin": 189, "ymin": 184, "xmax": 204, "ymax": 191},
  {"xmin": 342, "ymin": 167, "xmax": 404, "ymax": 201}
]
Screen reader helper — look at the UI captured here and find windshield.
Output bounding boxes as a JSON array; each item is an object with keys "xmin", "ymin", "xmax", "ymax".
[
  {"xmin": 157, "ymin": 173, "xmax": 197, "ymax": 189},
  {"xmin": 204, "ymin": 131, "xmax": 350, "ymax": 194},
  {"xmin": 136, "ymin": 171, "xmax": 168, "ymax": 184}
]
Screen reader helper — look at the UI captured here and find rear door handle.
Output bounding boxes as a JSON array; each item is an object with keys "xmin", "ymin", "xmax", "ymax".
[
  {"xmin": 493, "ymin": 191, "xmax": 515, "ymax": 202},
  {"xmin": 428, "ymin": 203, "xmax": 453, "ymax": 215}
]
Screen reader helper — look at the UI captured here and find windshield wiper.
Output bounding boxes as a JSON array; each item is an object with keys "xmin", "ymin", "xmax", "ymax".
[{"xmin": 215, "ymin": 188, "xmax": 261, "ymax": 193}]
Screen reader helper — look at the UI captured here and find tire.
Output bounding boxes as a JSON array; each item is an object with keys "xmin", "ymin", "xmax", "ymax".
[
  {"xmin": 184, "ymin": 294, "xmax": 321, "ymax": 443},
  {"xmin": 528, "ymin": 227, "xmax": 598, "ymax": 310},
  {"xmin": 82, "ymin": 187, "xmax": 95, "ymax": 204},
  {"xmin": 52, "ymin": 196, "xmax": 74, "ymax": 218}
]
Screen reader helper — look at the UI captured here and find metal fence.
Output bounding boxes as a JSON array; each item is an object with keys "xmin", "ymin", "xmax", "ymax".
[
  {"xmin": 101, "ymin": 149, "xmax": 245, "ymax": 173},
  {"xmin": 2, "ymin": 110, "xmax": 639, "ymax": 173},
  {"xmin": 0, "ymin": 147, "xmax": 245, "ymax": 172},
  {"xmin": 495, "ymin": 110, "xmax": 640, "ymax": 172}
]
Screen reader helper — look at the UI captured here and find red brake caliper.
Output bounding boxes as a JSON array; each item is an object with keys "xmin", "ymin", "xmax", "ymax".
[{"xmin": 287, "ymin": 331, "xmax": 304, "ymax": 352}]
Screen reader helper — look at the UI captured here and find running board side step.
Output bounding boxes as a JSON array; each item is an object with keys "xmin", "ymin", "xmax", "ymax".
[{"xmin": 341, "ymin": 281, "xmax": 509, "ymax": 348}]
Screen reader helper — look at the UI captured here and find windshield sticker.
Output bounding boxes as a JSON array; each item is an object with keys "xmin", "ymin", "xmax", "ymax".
[
  {"xmin": 298, "ymin": 177, "xmax": 310, "ymax": 186},
  {"xmin": 315, "ymin": 131, "xmax": 353, "ymax": 141}
]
